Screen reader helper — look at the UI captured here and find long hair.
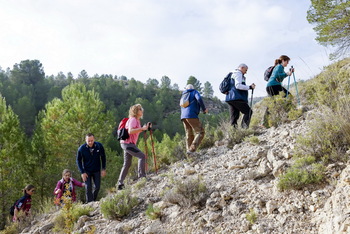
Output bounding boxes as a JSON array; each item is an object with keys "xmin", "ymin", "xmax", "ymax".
[
  {"xmin": 129, "ymin": 104, "xmax": 143, "ymax": 118},
  {"xmin": 274, "ymin": 55, "xmax": 291, "ymax": 65}
]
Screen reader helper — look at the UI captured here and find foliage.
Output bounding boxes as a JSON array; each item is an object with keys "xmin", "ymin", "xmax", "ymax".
[
  {"xmin": 163, "ymin": 176, "xmax": 207, "ymax": 208},
  {"xmin": 187, "ymin": 76, "xmax": 202, "ymax": 93},
  {"xmin": 246, "ymin": 208, "xmax": 257, "ymax": 224},
  {"xmin": 145, "ymin": 203, "xmax": 161, "ymax": 220},
  {"xmin": 100, "ymin": 189, "xmax": 138, "ymax": 220},
  {"xmin": 153, "ymin": 133, "xmax": 186, "ymax": 167},
  {"xmin": 53, "ymin": 196, "xmax": 93, "ymax": 234},
  {"xmin": 0, "ymin": 95, "xmax": 27, "ymax": 229},
  {"xmin": 307, "ymin": 0, "xmax": 350, "ymax": 59},
  {"xmin": 202, "ymin": 81, "xmax": 214, "ymax": 98},
  {"xmin": 244, "ymin": 136, "xmax": 260, "ymax": 145},
  {"xmin": 278, "ymin": 156, "xmax": 325, "ymax": 191}
]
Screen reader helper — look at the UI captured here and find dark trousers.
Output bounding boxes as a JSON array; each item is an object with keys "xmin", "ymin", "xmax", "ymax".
[
  {"xmin": 266, "ymin": 85, "xmax": 288, "ymax": 97},
  {"xmin": 118, "ymin": 143, "xmax": 146, "ymax": 185},
  {"xmin": 226, "ymin": 100, "xmax": 252, "ymax": 128},
  {"xmin": 85, "ymin": 171, "xmax": 101, "ymax": 202}
]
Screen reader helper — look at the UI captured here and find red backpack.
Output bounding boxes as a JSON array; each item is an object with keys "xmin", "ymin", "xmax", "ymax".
[{"xmin": 116, "ymin": 118, "xmax": 129, "ymax": 141}]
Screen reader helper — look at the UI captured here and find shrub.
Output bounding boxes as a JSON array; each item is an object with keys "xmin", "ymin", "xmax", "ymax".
[
  {"xmin": 145, "ymin": 203, "xmax": 161, "ymax": 220},
  {"xmin": 246, "ymin": 208, "xmax": 257, "ymax": 224},
  {"xmin": 278, "ymin": 156, "xmax": 325, "ymax": 190},
  {"xmin": 244, "ymin": 135, "xmax": 259, "ymax": 145},
  {"xmin": 163, "ymin": 176, "xmax": 207, "ymax": 208},
  {"xmin": 296, "ymin": 103, "xmax": 350, "ymax": 163},
  {"xmin": 53, "ymin": 195, "xmax": 93, "ymax": 233},
  {"xmin": 100, "ymin": 189, "xmax": 138, "ymax": 220}
]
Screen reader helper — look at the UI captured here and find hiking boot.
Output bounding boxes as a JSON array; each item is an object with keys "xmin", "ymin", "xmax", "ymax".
[{"xmin": 117, "ymin": 184, "xmax": 125, "ymax": 190}]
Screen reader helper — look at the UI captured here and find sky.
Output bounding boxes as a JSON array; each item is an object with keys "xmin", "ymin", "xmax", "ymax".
[{"xmin": 0, "ymin": 0, "xmax": 333, "ymax": 98}]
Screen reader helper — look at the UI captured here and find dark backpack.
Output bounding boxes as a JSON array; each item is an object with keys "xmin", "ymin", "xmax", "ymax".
[
  {"xmin": 10, "ymin": 200, "xmax": 17, "ymax": 216},
  {"xmin": 116, "ymin": 118, "xmax": 129, "ymax": 141},
  {"xmin": 264, "ymin": 66, "xmax": 275, "ymax": 81},
  {"xmin": 219, "ymin": 72, "xmax": 233, "ymax": 94},
  {"xmin": 179, "ymin": 91, "xmax": 193, "ymax": 108}
]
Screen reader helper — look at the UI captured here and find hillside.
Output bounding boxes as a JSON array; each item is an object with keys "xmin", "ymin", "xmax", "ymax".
[{"xmin": 20, "ymin": 108, "xmax": 350, "ymax": 233}]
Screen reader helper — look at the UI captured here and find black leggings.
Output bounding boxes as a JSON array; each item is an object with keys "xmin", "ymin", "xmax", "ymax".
[{"xmin": 266, "ymin": 85, "xmax": 288, "ymax": 97}]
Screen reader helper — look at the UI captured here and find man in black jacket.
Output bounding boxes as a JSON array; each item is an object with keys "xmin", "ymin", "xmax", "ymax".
[{"xmin": 76, "ymin": 133, "xmax": 106, "ymax": 202}]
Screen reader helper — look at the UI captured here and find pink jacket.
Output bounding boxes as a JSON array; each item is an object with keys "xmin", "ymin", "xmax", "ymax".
[{"xmin": 54, "ymin": 177, "xmax": 84, "ymax": 202}]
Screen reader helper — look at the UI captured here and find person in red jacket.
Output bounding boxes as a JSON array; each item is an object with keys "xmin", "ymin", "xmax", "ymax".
[
  {"xmin": 13, "ymin": 184, "xmax": 35, "ymax": 222},
  {"xmin": 54, "ymin": 169, "xmax": 85, "ymax": 205}
]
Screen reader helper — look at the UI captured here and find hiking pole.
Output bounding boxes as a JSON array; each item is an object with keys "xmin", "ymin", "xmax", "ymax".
[
  {"xmin": 143, "ymin": 131, "xmax": 149, "ymax": 172},
  {"xmin": 292, "ymin": 69, "xmax": 301, "ymax": 106},
  {"xmin": 149, "ymin": 127, "xmax": 158, "ymax": 174},
  {"xmin": 249, "ymin": 88, "xmax": 254, "ymax": 121},
  {"xmin": 286, "ymin": 71, "xmax": 291, "ymax": 98}
]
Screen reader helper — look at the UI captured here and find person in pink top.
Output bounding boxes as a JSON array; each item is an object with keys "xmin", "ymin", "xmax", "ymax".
[
  {"xmin": 54, "ymin": 169, "xmax": 85, "ymax": 205},
  {"xmin": 117, "ymin": 104, "xmax": 151, "ymax": 190}
]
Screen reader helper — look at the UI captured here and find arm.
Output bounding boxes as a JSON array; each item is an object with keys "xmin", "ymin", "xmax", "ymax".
[
  {"xmin": 72, "ymin": 178, "xmax": 85, "ymax": 187},
  {"xmin": 128, "ymin": 118, "xmax": 148, "ymax": 134},
  {"xmin": 273, "ymin": 65, "xmax": 289, "ymax": 81},
  {"xmin": 76, "ymin": 147, "xmax": 84, "ymax": 174},
  {"xmin": 234, "ymin": 72, "xmax": 250, "ymax": 90},
  {"xmin": 194, "ymin": 91, "xmax": 207, "ymax": 113},
  {"xmin": 100, "ymin": 143, "xmax": 106, "ymax": 172},
  {"xmin": 54, "ymin": 181, "xmax": 62, "ymax": 195}
]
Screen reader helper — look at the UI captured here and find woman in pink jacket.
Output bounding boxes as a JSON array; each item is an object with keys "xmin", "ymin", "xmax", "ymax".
[{"xmin": 54, "ymin": 169, "xmax": 85, "ymax": 205}]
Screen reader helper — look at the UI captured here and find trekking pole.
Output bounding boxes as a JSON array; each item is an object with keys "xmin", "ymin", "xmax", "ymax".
[
  {"xmin": 292, "ymin": 69, "xmax": 301, "ymax": 106},
  {"xmin": 286, "ymin": 72, "xmax": 291, "ymax": 98},
  {"xmin": 249, "ymin": 89, "xmax": 254, "ymax": 120},
  {"xmin": 143, "ymin": 131, "xmax": 149, "ymax": 172},
  {"xmin": 149, "ymin": 129, "xmax": 158, "ymax": 174}
]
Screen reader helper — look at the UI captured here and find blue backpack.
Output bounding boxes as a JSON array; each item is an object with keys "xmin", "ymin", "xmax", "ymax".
[{"xmin": 219, "ymin": 72, "xmax": 233, "ymax": 94}]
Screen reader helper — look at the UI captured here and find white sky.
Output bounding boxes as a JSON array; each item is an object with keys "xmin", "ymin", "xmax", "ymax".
[{"xmin": 0, "ymin": 0, "xmax": 332, "ymax": 98}]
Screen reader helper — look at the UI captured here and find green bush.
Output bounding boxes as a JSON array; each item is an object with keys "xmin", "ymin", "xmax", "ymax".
[
  {"xmin": 278, "ymin": 156, "xmax": 325, "ymax": 190},
  {"xmin": 100, "ymin": 189, "xmax": 138, "ymax": 220},
  {"xmin": 244, "ymin": 135, "xmax": 259, "ymax": 145},
  {"xmin": 246, "ymin": 208, "xmax": 257, "ymax": 224},
  {"xmin": 163, "ymin": 176, "xmax": 207, "ymax": 208},
  {"xmin": 145, "ymin": 203, "xmax": 161, "ymax": 220}
]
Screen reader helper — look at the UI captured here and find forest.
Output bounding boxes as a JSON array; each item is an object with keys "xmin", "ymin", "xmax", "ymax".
[{"xmin": 0, "ymin": 59, "xmax": 227, "ymax": 229}]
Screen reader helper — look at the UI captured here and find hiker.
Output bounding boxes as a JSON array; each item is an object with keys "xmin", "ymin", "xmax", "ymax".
[
  {"xmin": 13, "ymin": 184, "xmax": 35, "ymax": 222},
  {"xmin": 225, "ymin": 63, "xmax": 255, "ymax": 128},
  {"xmin": 76, "ymin": 133, "xmax": 106, "ymax": 202},
  {"xmin": 180, "ymin": 84, "xmax": 208, "ymax": 155},
  {"xmin": 54, "ymin": 169, "xmax": 85, "ymax": 206},
  {"xmin": 266, "ymin": 55, "xmax": 295, "ymax": 97},
  {"xmin": 117, "ymin": 104, "xmax": 151, "ymax": 190}
]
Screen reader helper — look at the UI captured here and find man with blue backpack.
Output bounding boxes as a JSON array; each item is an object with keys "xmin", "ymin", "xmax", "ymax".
[
  {"xmin": 180, "ymin": 84, "xmax": 208, "ymax": 156},
  {"xmin": 225, "ymin": 63, "xmax": 255, "ymax": 129}
]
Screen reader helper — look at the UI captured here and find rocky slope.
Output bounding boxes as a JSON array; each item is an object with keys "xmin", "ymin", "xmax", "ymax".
[{"xmin": 23, "ymin": 110, "xmax": 350, "ymax": 234}]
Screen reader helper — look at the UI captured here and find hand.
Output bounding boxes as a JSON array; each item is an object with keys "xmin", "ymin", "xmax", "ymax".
[
  {"xmin": 55, "ymin": 189, "xmax": 61, "ymax": 194},
  {"xmin": 101, "ymin": 170, "xmax": 106, "ymax": 177},
  {"xmin": 81, "ymin": 173, "xmax": 88, "ymax": 182},
  {"xmin": 203, "ymin": 109, "xmax": 208, "ymax": 114},
  {"xmin": 250, "ymin": 83, "xmax": 256, "ymax": 89}
]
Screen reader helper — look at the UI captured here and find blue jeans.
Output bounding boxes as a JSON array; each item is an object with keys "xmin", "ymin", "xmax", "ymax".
[{"xmin": 85, "ymin": 171, "xmax": 101, "ymax": 202}]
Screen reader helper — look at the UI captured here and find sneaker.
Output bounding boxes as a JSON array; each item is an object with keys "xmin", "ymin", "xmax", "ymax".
[{"xmin": 117, "ymin": 184, "xmax": 125, "ymax": 190}]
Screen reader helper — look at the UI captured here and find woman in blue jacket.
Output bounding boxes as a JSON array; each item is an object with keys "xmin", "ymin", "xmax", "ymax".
[{"xmin": 266, "ymin": 55, "xmax": 294, "ymax": 97}]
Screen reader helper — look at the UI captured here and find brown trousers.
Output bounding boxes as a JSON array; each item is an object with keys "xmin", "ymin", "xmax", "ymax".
[{"xmin": 182, "ymin": 118, "xmax": 205, "ymax": 152}]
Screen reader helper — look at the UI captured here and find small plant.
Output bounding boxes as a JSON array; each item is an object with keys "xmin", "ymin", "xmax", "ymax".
[
  {"xmin": 246, "ymin": 208, "xmax": 257, "ymax": 224},
  {"xmin": 134, "ymin": 177, "xmax": 147, "ymax": 190},
  {"xmin": 163, "ymin": 176, "xmax": 207, "ymax": 208},
  {"xmin": 244, "ymin": 135, "xmax": 259, "ymax": 145},
  {"xmin": 145, "ymin": 203, "xmax": 161, "ymax": 220},
  {"xmin": 53, "ymin": 191, "xmax": 93, "ymax": 233},
  {"xmin": 100, "ymin": 189, "xmax": 138, "ymax": 220},
  {"xmin": 278, "ymin": 156, "xmax": 325, "ymax": 190}
]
